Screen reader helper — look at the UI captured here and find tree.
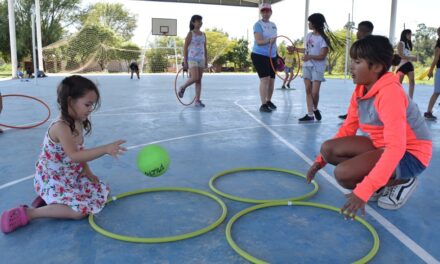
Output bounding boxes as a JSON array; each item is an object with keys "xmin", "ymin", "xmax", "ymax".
[
  {"xmin": 223, "ymin": 38, "xmax": 251, "ymax": 71},
  {"xmin": 205, "ymin": 29, "xmax": 233, "ymax": 65},
  {"xmin": 413, "ymin": 23, "xmax": 437, "ymax": 65},
  {"xmin": 326, "ymin": 29, "xmax": 349, "ymax": 74},
  {"xmin": 0, "ymin": 0, "xmax": 82, "ymax": 62},
  {"xmin": 80, "ymin": 3, "xmax": 137, "ymax": 41}
]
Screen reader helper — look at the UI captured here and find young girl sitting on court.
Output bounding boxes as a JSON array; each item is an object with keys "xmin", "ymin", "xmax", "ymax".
[
  {"xmin": 178, "ymin": 15, "xmax": 207, "ymax": 107},
  {"xmin": 1, "ymin": 75, "xmax": 127, "ymax": 234},
  {"xmin": 306, "ymin": 35, "xmax": 432, "ymax": 218}
]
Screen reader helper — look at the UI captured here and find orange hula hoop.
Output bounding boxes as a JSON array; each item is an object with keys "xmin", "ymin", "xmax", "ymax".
[
  {"xmin": 174, "ymin": 68, "xmax": 196, "ymax": 106},
  {"xmin": 0, "ymin": 94, "xmax": 51, "ymax": 129},
  {"xmin": 269, "ymin": 35, "xmax": 301, "ymax": 82}
]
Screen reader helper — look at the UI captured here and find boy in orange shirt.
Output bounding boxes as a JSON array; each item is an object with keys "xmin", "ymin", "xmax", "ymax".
[{"xmin": 306, "ymin": 35, "xmax": 432, "ymax": 219}]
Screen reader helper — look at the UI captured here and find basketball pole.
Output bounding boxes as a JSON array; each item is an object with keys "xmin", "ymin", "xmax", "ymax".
[
  {"xmin": 35, "ymin": 0, "xmax": 44, "ymax": 72},
  {"xmin": 31, "ymin": 11, "xmax": 38, "ymax": 85},
  {"xmin": 7, "ymin": 0, "xmax": 18, "ymax": 78}
]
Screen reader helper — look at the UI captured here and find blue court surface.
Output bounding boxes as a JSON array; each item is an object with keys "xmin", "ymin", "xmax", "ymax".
[{"xmin": 0, "ymin": 74, "xmax": 439, "ymax": 263}]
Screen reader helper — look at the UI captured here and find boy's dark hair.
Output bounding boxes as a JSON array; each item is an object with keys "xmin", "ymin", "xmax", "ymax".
[
  {"xmin": 57, "ymin": 75, "xmax": 101, "ymax": 136},
  {"xmin": 350, "ymin": 35, "xmax": 393, "ymax": 77},
  {"xmin": 400, "ymin": 29, "xmax": 413, "ymax": 51},
  {"xmin": 189, "ymin": 15, "xmax": 202, "ymax": 31},
  {"xmin": 358, "ymin": 21, "xmax": 374, "ymax": 33},
  {"xmin": 308, "ymin": 13, "xmax": 343, "ymax": 52}
]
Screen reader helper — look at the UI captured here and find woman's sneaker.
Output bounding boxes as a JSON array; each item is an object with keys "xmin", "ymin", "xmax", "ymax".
[
  {"xmin": 266, "ymin": 101, "xmax": 277, "ymax": 110},
  {"xmin": 378, "ymin": 177, "xmax": 418, "ymax": 210},
  {"xmin": 259, "ymin": 104, "xmax": 272, "ymax": 112},
  {"xmin": 313, "ymin": 109, "xmax": 322, "ymax": 121},
  {"xmin": 298, "ymin": 114, "xmax": 314, "ymax": 122}
]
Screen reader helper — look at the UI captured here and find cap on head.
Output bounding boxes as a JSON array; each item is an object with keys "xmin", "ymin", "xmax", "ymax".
[{"xmin": 259, "ymin": 3, "xmax": 272, "ymax": 12}]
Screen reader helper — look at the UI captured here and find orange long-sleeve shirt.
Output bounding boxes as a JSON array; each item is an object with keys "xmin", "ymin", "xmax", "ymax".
[{"xmin": 316, "ymin": 72, "xmax": 432, "ymax": 202}]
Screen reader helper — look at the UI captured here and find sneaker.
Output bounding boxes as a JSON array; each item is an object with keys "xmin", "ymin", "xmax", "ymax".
[
  {"xmin": 259, "ymin": 104, "xmax": 272, "ymax": 112},
  {"xmin": 178, "ymin": 87, "xmax": 186, "ymax": 98},
  {"xmin": 298, "ymin": 114, "xmax": 314, "ymax": 122},
  {"xmin": 424, "ymin": 112, "xmax": 437, "ymax": 121},
  {"xmin": 378, "ymin": 177, "xmax": 418, "ymax": 210},
  {"xmin": 195, "ymin": 100, "xmax": 205, "ymax": 107},
  {"xmin": 266, "ymin": 101, "xmax": 277, "ymax": 110},
  {"xmin": 313, "ymin": 109, "xmax": 322, "ymax": 121},
  {"xmin": 287, "ymin": 83, "xmax": 291, "ymax": 88},
  {"xmin": 368, "ymin": 187, "xmax": 387, "ymax": 202},
  {"xmin": 338, "ymin": 114, "xmax": 348, "ymax": 120}
]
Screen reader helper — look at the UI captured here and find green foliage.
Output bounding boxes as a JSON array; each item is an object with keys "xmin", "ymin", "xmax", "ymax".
[
  {"xmin": 80, "ymin": 3, "xmax": 137, "ymax": 41},
  {"xmin": 223, "ymin": 38, "xmax": 252, "ymax": 71},
  {"xmin": 413, "ymin": 23, "xmax": 437, "ymax": 65},
  {"xmin": 0, "ymin": 0, "xmax": 82, "ymax": 62},
  {"xmin": 205, "ymin": 29, "xmax": 232, "ymax": 65}
]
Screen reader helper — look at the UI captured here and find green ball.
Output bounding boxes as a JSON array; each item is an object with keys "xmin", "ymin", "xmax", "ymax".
[{"xmin": 136, "ymin": 145, "xmax": 170, "ymax": 177}]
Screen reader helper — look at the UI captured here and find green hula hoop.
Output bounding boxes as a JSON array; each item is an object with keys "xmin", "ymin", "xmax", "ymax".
[
  {"xmin": 225, "ymin": 201, "xmax": 380, "ymax": 264},
  {"xmin": 209, "ymin": 167, "xmax": 319, "ymax": 203},
  {"xmin": 89, "ymin": 187, "xmax": 227, "ymax": 243}
]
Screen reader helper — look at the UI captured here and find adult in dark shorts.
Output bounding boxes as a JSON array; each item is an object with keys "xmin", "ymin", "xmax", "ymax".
[
  {"xmin": 251, "ymin": 3, "xmax": 278, "ymax": 113},
  {"xmin": 129, "ymin": 60, "xmax": 140, "ymax": 79}
]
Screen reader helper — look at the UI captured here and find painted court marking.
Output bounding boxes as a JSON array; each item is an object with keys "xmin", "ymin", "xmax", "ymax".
[{"xmin": 234, "ymin": 100, "xmax": 439, "ymax": 264}]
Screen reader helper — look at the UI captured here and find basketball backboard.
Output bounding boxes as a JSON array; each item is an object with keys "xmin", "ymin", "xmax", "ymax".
[{"xmin": 152, "ymin": 18, "xmax": 177, "ymax": 36}]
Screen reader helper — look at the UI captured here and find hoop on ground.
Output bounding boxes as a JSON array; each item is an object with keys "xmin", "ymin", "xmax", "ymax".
[
  {"xmin": 88, "ymin": 187, "xmax": 227, "ymax": 243},
  {"xmin": 209, "ymin": 167, "xmax": 318, "ymax": 203},
  {"xmin": 269, "ymin": 35, "xmax": 301, "ymax": 82},
  {"xmin": 174, "ymin": 68, "xmax": 196, "ymax": 106},
  {"xmin": 0, "ymin": 94, "xmax": 51, "ymax": 129},
  {"xmin": 225, "ymin": 201, "xmax": 380, "ymax": 264}
]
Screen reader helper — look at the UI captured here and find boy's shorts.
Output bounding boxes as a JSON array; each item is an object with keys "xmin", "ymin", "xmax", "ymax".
[{"xmin": 394, "ymin": 151, "xmax": 426, "ymax": 180}]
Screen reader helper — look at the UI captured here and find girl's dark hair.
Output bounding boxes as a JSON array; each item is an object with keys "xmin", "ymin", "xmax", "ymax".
[
  {"xmin": 308, "ymin": 13, "xmax": 343, "ymax": 52},
  {"xmin": 189, "ymin": 15, "xmax": 202, "ymax": 31},
  {"xmin": 57, "ymin": 75, "xmax": 101, "ymax": 136},
  {"xmin": 350, "ymin": 35, "xmax": 393, "ymax": 77},
  {"xmin": 400, "ymin": 29, "xmax": 413, "ymax": 50}
]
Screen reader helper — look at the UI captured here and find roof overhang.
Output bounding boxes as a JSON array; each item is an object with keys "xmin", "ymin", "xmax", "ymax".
[{"xmin": 134, "ymin": 0, "xmax": 284, "ymax": 8}]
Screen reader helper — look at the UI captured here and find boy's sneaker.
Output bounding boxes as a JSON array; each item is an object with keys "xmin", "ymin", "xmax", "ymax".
[
  {"xmin": 266, "ymin": 101, "xmax": 277, "ymax": 110},
  {"xmin": 281, "ymin": 85, "xmax": 286, "ymax": 89},
  {"xmin": 338, "ymin": 114, "xmax": 348, "ymax": 120},
  {"xmin": 368, "ymin": 187, "xmax": 386, "ymax": 202},
  {"xmin": 259, "ymin": 104, "xmax": 272, "ymax": 112},
  {"xmin": 298, "ymin": 114, "xmax": 314, "ymax": 122},
  {"xmin": 378, "ymin": 177, "xmax": 418, "ymax": 210},
  {"xmin": 424, "ymin": 112, "xmax": 437, "ymax": 121},
  {"xmin": 313, "ymin": 109, "xmax": 322, "ymax": 121},
  {"xmin": 195, "ymin": 100, "xmax": 205, "ymax": 107},
  {"xmin": 287, "ymin": 83, "xmax": 291, "ymax": 88}
]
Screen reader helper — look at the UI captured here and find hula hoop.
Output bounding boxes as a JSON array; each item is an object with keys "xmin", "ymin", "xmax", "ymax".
[
  {"xmin": 269, "ymin": 35, "xmax": 301, "ymax": 82},
  {"xmin": 174, "ymin": 68, "xmax": 196, "ymax": 106},
  {"xmin": 209, "ymin": 167, "xmax": 319, "ymax": 204},
  {"xmin": 0, "ymin": 94, "xmax": 51, "ymax": 129},
  {"xmin": 226, "ymin": 201, "xmax": 380, "ymax": 264},
  {"xmin": 89, "ymin": 187, "xmax": 227, "ymax": 243}
]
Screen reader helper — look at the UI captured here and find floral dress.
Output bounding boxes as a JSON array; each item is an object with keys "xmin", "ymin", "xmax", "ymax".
[{"xmin": 34, "ymin": 122, "xmax": 110, "ymax": 215}]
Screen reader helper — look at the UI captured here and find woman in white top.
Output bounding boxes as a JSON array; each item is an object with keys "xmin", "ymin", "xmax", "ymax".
[{"xmin": 396, "ymin": 29, "xmax": 418, "ymax": 98}]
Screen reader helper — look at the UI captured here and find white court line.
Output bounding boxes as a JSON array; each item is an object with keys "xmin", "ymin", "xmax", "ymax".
[
  {"xmin": 0, "ymin": 119, "xmax": 345, "ymax": 190},
  {"xmin": 235, "ymin": 101, "xmax": 439, "ymax": 264}
]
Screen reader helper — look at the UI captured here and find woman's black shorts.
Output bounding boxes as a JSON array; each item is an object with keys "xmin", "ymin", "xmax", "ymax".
[{"xmin": 251, "ymin": 52, "xmax": 276, "ymax": 79}]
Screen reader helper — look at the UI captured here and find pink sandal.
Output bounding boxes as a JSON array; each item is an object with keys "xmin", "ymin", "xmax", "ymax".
[
  {"xmin": 1, "ymin": 206, "xmax": 29, "ymax": 234},
  {"xmin": 31, "ymin": 196, "xmax": 47, "ymax": 208}
]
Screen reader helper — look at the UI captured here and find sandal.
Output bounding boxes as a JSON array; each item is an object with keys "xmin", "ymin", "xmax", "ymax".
[
  {"xmin": 31, "ymin": 196, "xmax": 47, "ymax": 208},
  {"xmin": 1, "ymin": 205, "xmax": 29, "ymax": 234}
]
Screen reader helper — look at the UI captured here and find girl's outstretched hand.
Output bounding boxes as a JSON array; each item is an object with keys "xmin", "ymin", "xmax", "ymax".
[
  {"xmin": 106, "ymin": 140, "xmax": 127, "ymax": 158},
  {"xmin": 306, "ymin": 162, "xmax": 321, "ymax": 183},
  {"xmin": 341, "ymin": 192, "xmax": 366, "ymax": 220}
]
